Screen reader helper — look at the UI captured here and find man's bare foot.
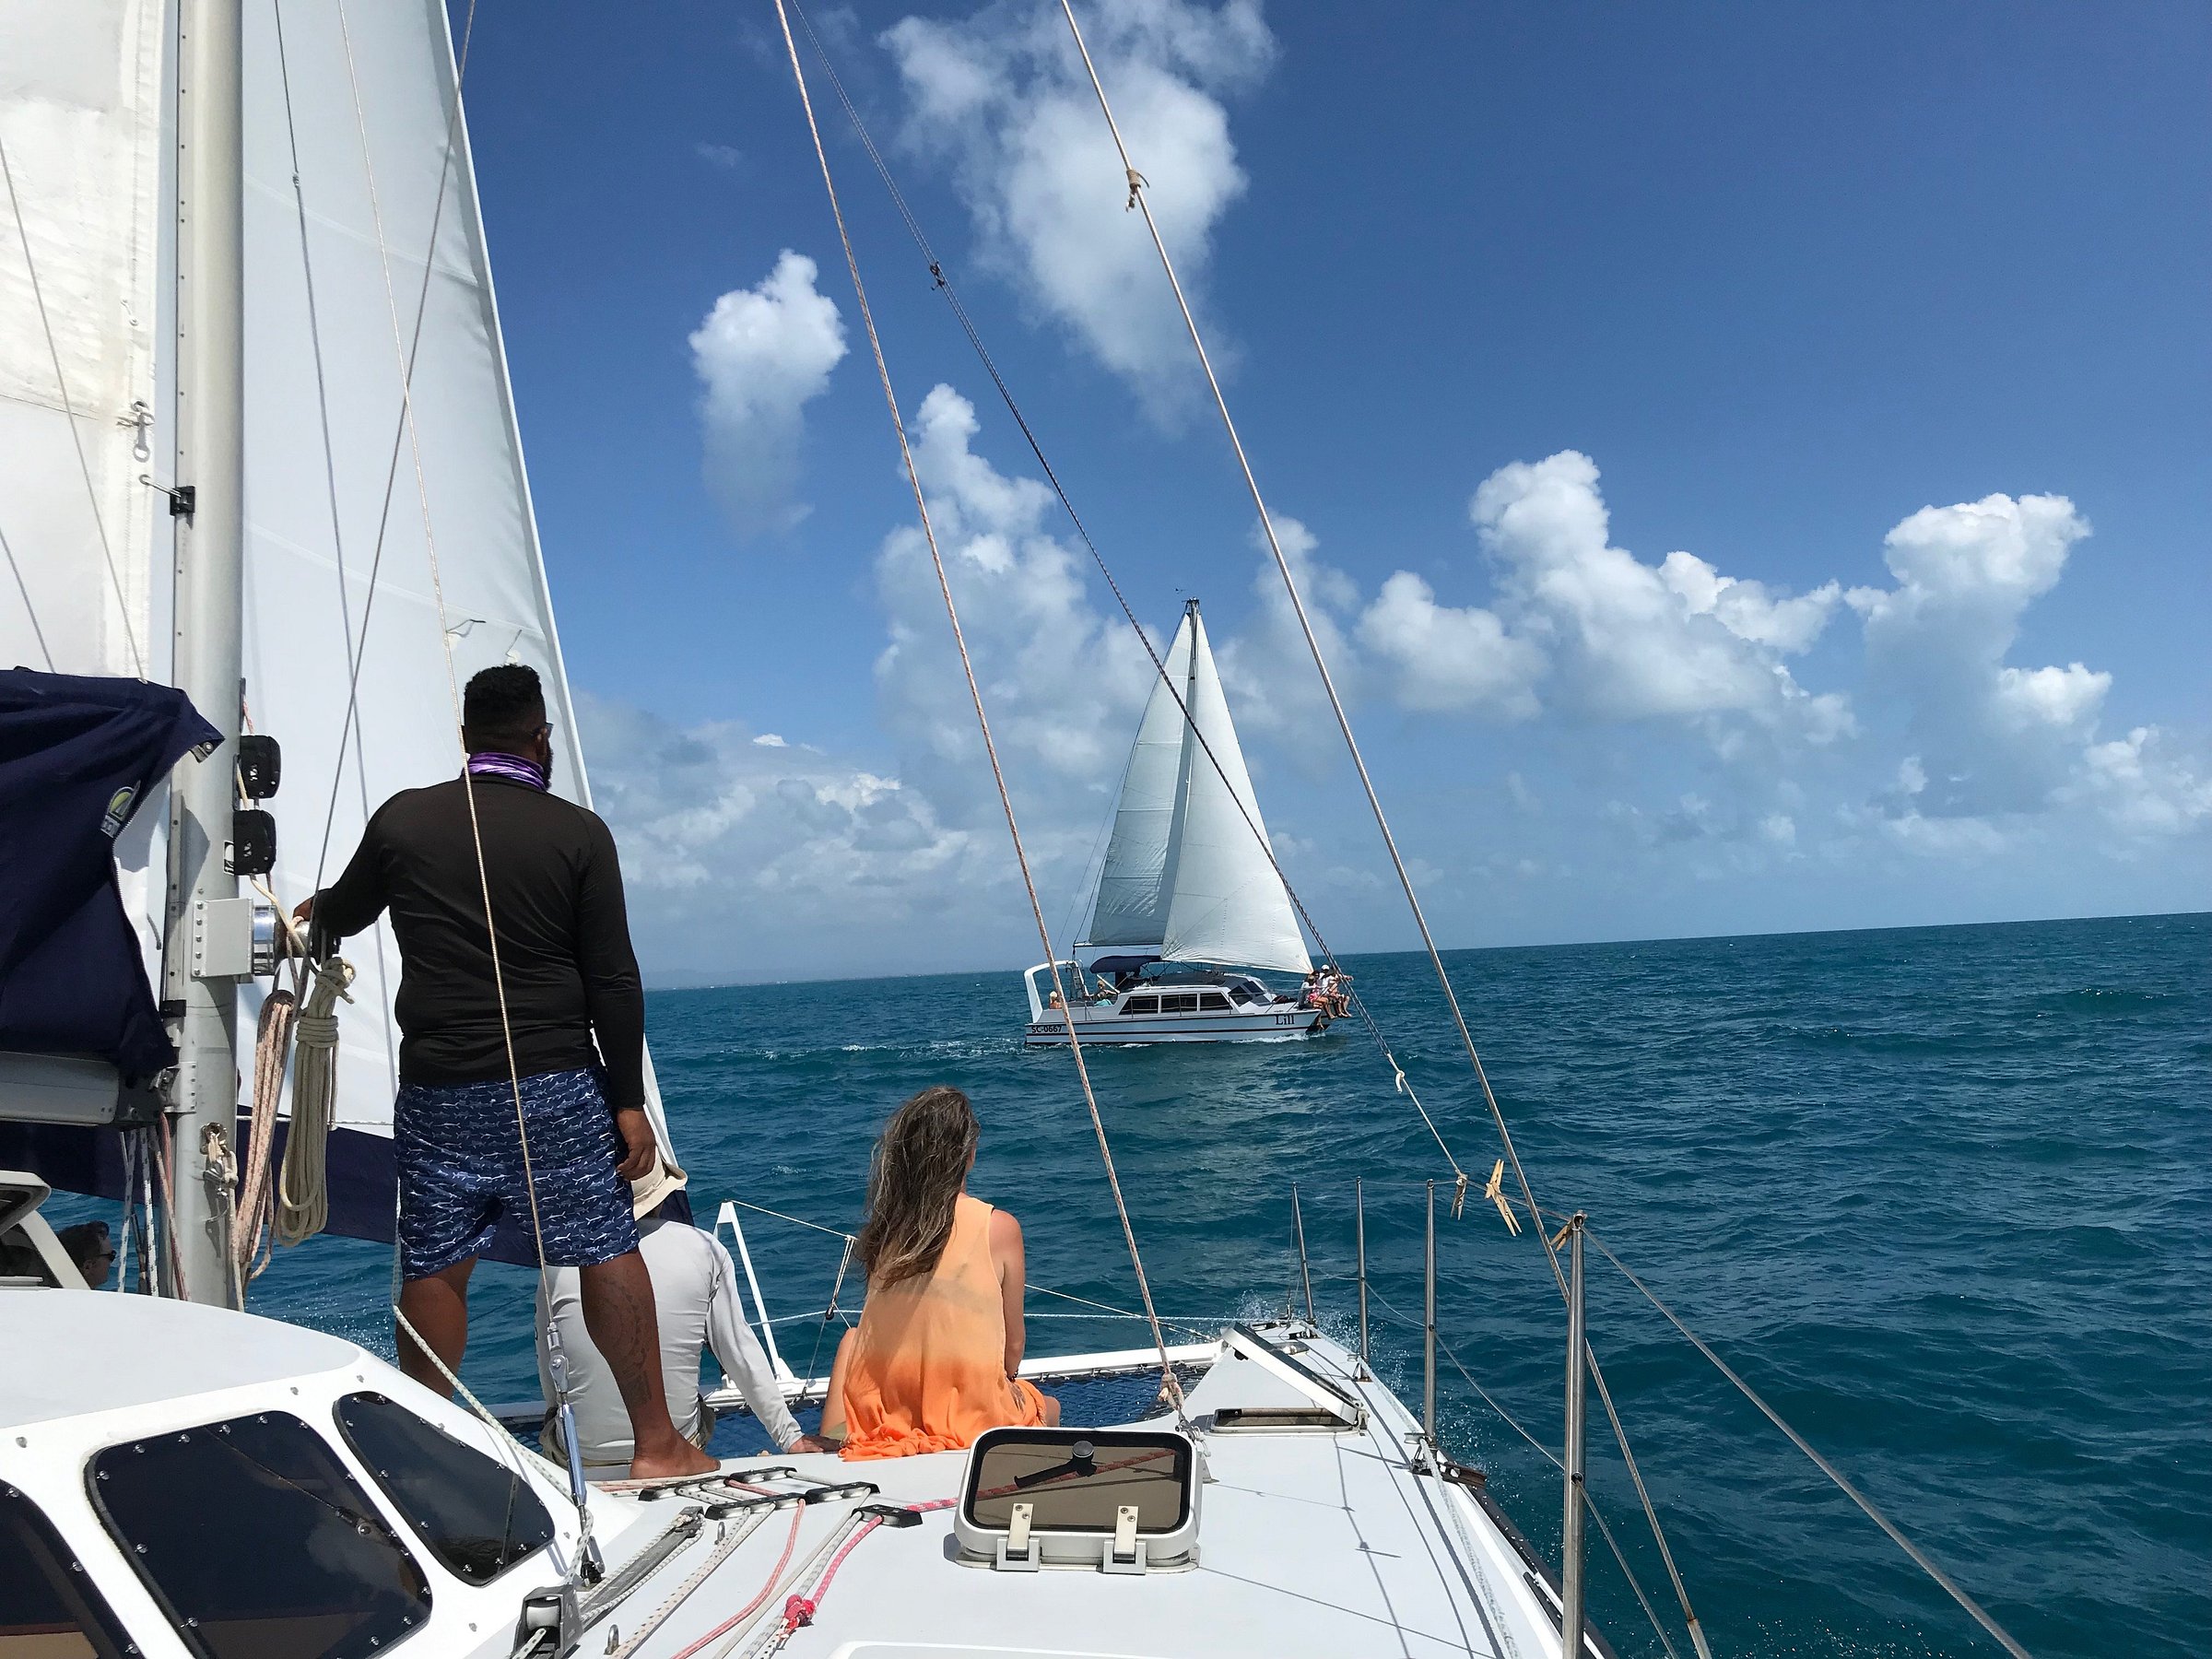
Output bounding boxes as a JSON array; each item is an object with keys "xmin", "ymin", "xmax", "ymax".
[{"xmin": 628, "ymin": 1440, "xmax": 719, "ymax": 1481}]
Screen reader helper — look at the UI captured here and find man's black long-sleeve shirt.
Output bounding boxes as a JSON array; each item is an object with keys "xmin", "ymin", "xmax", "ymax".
[{"xmin": 312, "ymin": 776, "xmax": 647, "ymax": 1112}]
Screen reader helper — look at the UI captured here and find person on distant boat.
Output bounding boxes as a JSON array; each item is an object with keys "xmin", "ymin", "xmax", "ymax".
[
  {"xmin": 296, "ymin": 663, "xmax": 714, "ymax": 1481},
  {"xmin": 535, "ymin": 1160, "xmax": 834, "ymax": 1473},
  {"xmin": 819, "ymin": 1085, "xmax": 1058, "ymax": 1459},
  {"xmin": 1300, "ymin": 970, "xmax": 1324, "ymax": 1009}
]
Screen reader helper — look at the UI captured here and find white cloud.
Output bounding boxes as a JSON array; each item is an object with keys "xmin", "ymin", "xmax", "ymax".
[
  {"xmin": 1840, "ymin": 491, "xmax": 2212, "ymax": 845},
  {"xmin": 1357, "ymin": 571, "xmax": 1544, "ymax": 718},
  {"xmin": 1214, "ymin": 514, "xmax": 1365, "ymax": 737},
  {"xmin": 1469, "ymin": 452, "xmax": 1849, "ymax": 737},
  {"xmin": 688, "ymin": 251, "xmax": 847, "ymax": 535},
  {"xmin": 873, "ymin": 384, "xmax": 1158, "ymax": 819},
  {"xmin": 695, "ymin": 142, "xmax": 742, "ymax": 171},
  {"xmin": 576, "ymin": 692, "xmax": 1025, "ymax": 978},
  {"xmin": 884, "ymin": 0, "xmax": 1275, "ymax": 416}
]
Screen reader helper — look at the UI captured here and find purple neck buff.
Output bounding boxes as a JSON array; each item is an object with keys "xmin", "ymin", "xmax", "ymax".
[{"xmin": 466, "ymin": 749, "xmax": 548, "ymax": 792}]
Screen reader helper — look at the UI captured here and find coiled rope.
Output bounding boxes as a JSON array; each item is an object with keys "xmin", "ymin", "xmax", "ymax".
[
  {"xmin": 276, "ymin": 954, "xmax": 354, "ymax": 1245},
  {"xmin": 770, "ymin": 0, "xmax": 1187, "ymax": 1419}
]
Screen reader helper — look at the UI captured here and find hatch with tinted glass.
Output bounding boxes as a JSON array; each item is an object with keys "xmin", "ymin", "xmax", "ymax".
[
  {"xmin": 333, "ymin": 1394, "xmax": 552, "ymax": 1584},
  {"xmin": 88, "ymin": 1413, "xmax": 429, "ymax": 1659}
]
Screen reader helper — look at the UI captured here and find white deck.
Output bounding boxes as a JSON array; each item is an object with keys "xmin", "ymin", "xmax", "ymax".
[
  {"xmin": 0, "ymin": 1293, "xmax": 1581, "ymax": 1659},
  {"xmin": 602, "ymin": 1326, "xmax": 1574, "ymax": 1659}
]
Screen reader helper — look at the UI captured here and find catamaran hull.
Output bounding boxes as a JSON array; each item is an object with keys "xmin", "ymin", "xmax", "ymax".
[{"xmin": 1024, "ymin": 1006, "xmax": 1328, "ymax": 1045}]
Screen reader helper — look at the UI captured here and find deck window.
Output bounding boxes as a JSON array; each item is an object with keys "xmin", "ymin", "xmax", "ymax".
[
  {"xmin": 1120, "ymin": 995, "xmax": 1159, "ymax": 1015},
  {"xmin": 334, "ymin": 1394, "xmax": 553, "ymax": 1584},
  {"xmin": 1198, "ymin": 993, "xmax": 1231, "ymax": 1012},
  {"xmin": 88, "ymin": 1413, "xmax": 429, "ymax": 1659},
  {"xmin": 1159, "ymin": 993, "xmax": 1200, "ymax": 1014},
  {"xmin": 2, "ymin": 1482, "xmax": 136, "ymax": 1659}
]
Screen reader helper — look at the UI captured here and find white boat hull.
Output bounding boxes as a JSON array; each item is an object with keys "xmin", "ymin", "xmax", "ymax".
[{"xmin": 1025, "ymin": 1004, "xmax": 1327, "ymax": 1045}]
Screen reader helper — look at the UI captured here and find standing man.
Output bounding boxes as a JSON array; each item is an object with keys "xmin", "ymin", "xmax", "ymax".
[{"xmin": 299, "ymin": 665, "xmax": 714, "ymax": 1480}]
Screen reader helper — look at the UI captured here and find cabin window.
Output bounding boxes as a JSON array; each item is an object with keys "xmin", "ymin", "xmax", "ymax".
[
  {"xmin": 1159, "ymin": 993, "xmax": 1200, "ymax": 1014},
  {"xmin": 2, "ymin": 1483, "xmax": 136, "ymax": 1659},
  {"xmin": 333, "ymin": 1394, "xmax": 553, "ymax": 1584},
  {"xmin": 88, "ymin": 1413, "xmax": 429, "ymax": 1659},
  {"xmin": 1120, "ymin": 995, "xmax": 1159, "ymax": 1015},
  {"xmin": 1198, "ymin": 993, "xmax": 1231, "ymax": 1012}
]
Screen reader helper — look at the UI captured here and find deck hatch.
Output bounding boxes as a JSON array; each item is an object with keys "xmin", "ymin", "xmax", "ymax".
[{"xmin": 953, "ymin": 1428, "xmax": 1199, "ymax": 1572}]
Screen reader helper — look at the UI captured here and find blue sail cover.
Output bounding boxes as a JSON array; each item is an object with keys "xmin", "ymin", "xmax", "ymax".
[{"xmin": 0, "ymin": 669, "xmax": 218, "ymax": 1077}]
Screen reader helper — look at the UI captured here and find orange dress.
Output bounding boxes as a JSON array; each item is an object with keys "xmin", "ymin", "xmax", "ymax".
[{"xmin": 832, "ymin": 1194, "xmax": 1051, "ymax": 1460}]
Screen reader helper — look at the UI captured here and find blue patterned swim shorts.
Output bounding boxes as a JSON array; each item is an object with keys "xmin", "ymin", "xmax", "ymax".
[{"xmin": 394, "ymin": 1066, "xmax": 638, "ymax": 1280}]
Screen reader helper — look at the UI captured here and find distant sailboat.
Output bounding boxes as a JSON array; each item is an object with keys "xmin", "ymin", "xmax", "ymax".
[{"xmin": 1024, "ymin": 599, "xmax": 1330, "ymax": 1044}]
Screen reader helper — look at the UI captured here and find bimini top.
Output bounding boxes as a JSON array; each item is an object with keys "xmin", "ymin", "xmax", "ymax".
[
  {"xmin": 1084, "ymin": 954, "xmax": 1160, "ymax": 977},
  {"xmin": 0, "ymin": 1293, "xmax": 359, "ymax": 1431}
]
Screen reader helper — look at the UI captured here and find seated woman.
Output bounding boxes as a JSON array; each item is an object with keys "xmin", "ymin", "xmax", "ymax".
[{"xmin": 821, "ymin": 1086, "xmax": 1059, "ymax": 1459}]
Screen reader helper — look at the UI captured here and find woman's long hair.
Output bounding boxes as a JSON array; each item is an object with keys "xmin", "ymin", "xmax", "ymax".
[{"xmin": 853, "ymin": 1086, "xmax": 979, "ymax": 1287}]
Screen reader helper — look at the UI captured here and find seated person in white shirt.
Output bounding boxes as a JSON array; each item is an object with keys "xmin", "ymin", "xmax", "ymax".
[{"xmin": 536, "ymin": 1161, "xmax": 831, "ymax": 1469}]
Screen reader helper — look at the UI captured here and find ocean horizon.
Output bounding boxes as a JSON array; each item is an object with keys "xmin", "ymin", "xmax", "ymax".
[{"xmin": 642, "ymin": 904, "xmax": 2211, "ymax": 993}]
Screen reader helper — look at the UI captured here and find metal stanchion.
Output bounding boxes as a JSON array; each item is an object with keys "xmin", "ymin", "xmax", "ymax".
[
  {"xmin": 1355, "ymin": 1177, "xmax": 1369, "ymax": 1376},
  {"xmin": 1422, "ymin": 1179, "xmax": 1438, "ymax": 1463},
  {"xmin": 1561, "ymin": 1213, "xmax": 1588, "ymax": 1659}
]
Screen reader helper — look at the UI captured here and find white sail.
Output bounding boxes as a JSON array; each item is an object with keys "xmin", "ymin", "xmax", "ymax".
[
  {"xmin": 1157, "ymin": 608, "xmax": 1309, "ymax": 975},
  {"xmin": 237, "ymin": 0, "xmax": 673, "ymax": 1163},
  {"xmin": 0, "ymin": 0, "xmax": 165, "ymax": 683},
  {"xmin": 1082, "ymin": 604, "xmax": 1309, "ymax": 977},
  {"xmin": 1, "ymin": 0, "xmax": 171, "ymax": 980},
  {"xmin": 1083, "ymin": 616, "xmax": 1194, "ymax": 949}
]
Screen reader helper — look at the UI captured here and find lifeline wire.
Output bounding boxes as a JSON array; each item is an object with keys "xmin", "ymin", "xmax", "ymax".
[
  {"xmin": 770, "ymin": 0, "xmax": 1186, "ymax": 1418},
  {"xmin": 785, "ymin": 0, "xmax": 1466, "ymax": 1187}
]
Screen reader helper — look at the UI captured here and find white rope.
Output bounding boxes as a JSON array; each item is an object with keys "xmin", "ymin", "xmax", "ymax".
[
  {"xmin": 0, "ymin": 131, "xmax": 147, "ymax": 678},
  {"xmin": 277, "ymin": 955, "xmax": 354, "ymax": 1245},
  {"xmin": 770, "ymin": 0, "xmax": 1187, "ymax": 1419}
]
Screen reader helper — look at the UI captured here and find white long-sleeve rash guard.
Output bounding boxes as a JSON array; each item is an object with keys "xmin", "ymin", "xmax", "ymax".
[{"xmin": 536, "ymin": 1217, "xmax": 803, "ymax": 1469}]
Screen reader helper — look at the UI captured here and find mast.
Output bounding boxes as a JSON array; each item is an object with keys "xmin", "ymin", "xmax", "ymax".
[{"xmin": 160, "ymin": 0, "xmax": 246, "ymax": 1306}]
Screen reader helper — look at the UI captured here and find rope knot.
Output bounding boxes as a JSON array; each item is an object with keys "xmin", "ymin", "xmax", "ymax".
[
  {"xmin": 295, "ymin": 1013, "xmax": 341, "ymax": 1051},
  {"xmin": 1123, "ymin": 166, "xmax": 1147, "ymax": 209},
  {"xmin": 782, "ymin": 1595, "xmax": 817, "ymax": 1630}
]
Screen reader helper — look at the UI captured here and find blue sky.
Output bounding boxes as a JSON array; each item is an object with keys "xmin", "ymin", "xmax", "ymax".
[{"xmin": 451, "ymin": 1, "xmax": 2208, "ymax": 982}]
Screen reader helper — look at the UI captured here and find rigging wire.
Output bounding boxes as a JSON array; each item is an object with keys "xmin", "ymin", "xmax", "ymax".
[
  {"xmin": 784, "ymin": 0, "xmax": 1466, "ymax": 1186},
  {"xmin": 0, "ymin": 520, "xmax": 56, "ymax": 669},
  {"xmin": 1046, "ymin": 15, "xmax": 1741, "ymax": 1648},
  {"xmin": 1583, "ymin": 1226, "xmax": 2034, "ymax": 1659},
  {"xmin": 0, "ymin": 133, "xmax": 148, "ymax": 678},
  {"xmin": 1052, "ymin": 0, "xmax": 1520, "ymax": 1259},
  {"xmin": 769, "ymin": 0, "xmax": 1186, "ymax": 1419}
]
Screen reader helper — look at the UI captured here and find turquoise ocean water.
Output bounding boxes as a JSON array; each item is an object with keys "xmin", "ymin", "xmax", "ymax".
[{"xmin": 209, "ymin": 912, "xmax": 2207, "ymax": 1658}]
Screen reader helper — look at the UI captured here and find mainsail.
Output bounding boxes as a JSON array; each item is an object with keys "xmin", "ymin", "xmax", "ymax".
[
  {"xmin": 1, "ymin": 0, "xmax": 676, "ymax": 1253},
  {"xmin": 1083, "ymin": 604, "xmax": 1310, "ymax": 977},
  {"xmin": 0, "ymin": 0, "xmax": 171, "ymax": 969}
]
